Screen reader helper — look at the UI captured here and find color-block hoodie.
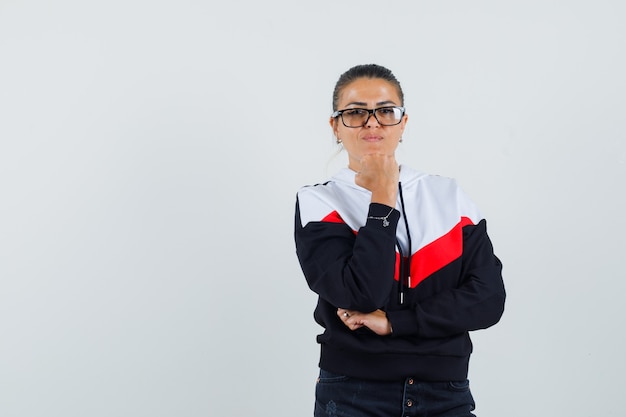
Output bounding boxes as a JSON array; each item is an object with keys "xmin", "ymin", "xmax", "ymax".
[{"xmin": 294, "ymin": 165, "xmax": 505, "ymax": 381}]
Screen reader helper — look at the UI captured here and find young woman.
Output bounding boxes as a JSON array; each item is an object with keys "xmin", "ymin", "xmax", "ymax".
[{"xmin": 294, "ymin": 64, "xmax": 506, "ymax": 416}]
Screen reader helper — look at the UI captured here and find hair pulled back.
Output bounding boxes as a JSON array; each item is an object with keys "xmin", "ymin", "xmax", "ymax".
[{"xmin": 332, "ymin": 64, "xmax": 404, "ymax": 111}]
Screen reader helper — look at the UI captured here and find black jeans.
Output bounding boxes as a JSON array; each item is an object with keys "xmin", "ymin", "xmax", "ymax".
[{"xmin": 314, "ymin": 369, "xmax": 476, "ymax": 417}]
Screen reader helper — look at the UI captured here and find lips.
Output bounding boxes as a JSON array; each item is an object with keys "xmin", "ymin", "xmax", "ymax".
[{"xmin": 362, "ymin": 135, "xmax": 383, "ymax": 142}]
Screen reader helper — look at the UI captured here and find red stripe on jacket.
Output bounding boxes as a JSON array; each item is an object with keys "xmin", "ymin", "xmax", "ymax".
[
  {"xmin": 395, "ymin": 217, "xmax": 475, "ymax": 287},
  {"xmin": 322, "ymin": 210, "xmax": 344, "ymax": 223},
  {"xmin": 323, "ymin": 211, "xmax": 475, "ymax": 287}
]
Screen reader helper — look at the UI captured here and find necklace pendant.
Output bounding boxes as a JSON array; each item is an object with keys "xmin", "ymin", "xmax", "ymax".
[{"xmin": 382, "ymin": 218, "xmax": 389, "ymax": 227}]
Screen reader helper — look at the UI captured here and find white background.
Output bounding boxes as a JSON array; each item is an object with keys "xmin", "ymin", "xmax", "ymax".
[{"xmin": 1, "ymin": 1, "xmax": 625, "ymax": 416}]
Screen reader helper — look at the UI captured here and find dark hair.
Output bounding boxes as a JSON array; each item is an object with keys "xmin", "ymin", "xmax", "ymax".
[{"xmin": 332, "ymin": 64, "xmax": 404, "ymax": 111}]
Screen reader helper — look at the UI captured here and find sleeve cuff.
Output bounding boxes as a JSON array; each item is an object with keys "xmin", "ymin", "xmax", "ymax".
[
  {"xmin": 366, "ymin": 203, "xmax": 400, "ymax": 228},
  {"xmin": 386, "ymin": 309, "xmax": 419, "ymax": 337}
]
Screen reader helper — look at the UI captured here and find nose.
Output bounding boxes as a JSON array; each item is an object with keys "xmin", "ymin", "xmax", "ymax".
[{"xmin": 364, "ymin": 110, "xmax": 380, "ymax": 128}]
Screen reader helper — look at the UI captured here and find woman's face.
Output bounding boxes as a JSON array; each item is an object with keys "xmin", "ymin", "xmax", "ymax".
[{"xmin": 331, "ymin": 77, "xmax": 408, "ymax": 172}]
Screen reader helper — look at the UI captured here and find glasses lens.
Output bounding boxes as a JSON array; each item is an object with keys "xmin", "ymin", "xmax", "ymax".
[
  {"xmin": 341, "ymin": 109, "xmax": 369, "ymax": 127},
  {"xmin": 374, "ymin": 107, "xmax": 403, "ymax": 126}
]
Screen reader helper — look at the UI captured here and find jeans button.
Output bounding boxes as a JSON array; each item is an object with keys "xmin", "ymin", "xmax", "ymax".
[
  {"xmin": 408, "ymin": 378, "xmax": 414, "ymax": 385},
  {"xmin": 406, "ymin": 399, "xmax": 413, "ymax": 407}
]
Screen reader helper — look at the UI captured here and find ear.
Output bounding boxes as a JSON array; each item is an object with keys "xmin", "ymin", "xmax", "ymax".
[
  {"xmin": 330, "ymin": 117, "xmax": 339, "ymax": 137},
  {"xmin": 399, "ymin": 114, "xmax": 408, "ymax": 135}
]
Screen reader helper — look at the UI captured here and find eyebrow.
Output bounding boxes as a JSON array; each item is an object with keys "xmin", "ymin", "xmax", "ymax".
[{"xmin": 343, "ymin": 100, "xmax": 397, "ymax": 107}]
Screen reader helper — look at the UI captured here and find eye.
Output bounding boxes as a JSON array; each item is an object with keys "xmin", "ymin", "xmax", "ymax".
[
  {"xmin": 377, "ymin": 107, "xmax": 395, "ymax": 115},
  {"xmin": 344, "ymin": 109, "xmax": 367, "ymax": 116}
]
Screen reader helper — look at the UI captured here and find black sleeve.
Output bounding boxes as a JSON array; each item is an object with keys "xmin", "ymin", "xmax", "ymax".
[
  {"xmin": 294, "ymin": 197, "xmax": 400, "ymax": 312},
  {"xmin": 387, "ymin": 219, "xmax": 506, "ymax": 338}
]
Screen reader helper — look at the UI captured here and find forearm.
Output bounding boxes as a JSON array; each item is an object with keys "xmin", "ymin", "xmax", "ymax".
[
  {"xmin": 296, "ymin": 202, "xmax": 400, "ymax": 311},
  {"xmin": 388, "ymin": 263, "xmax": 505, "ymax": 338},
  {"xmin": 387, "ymin": 221, "xmax": 506, "ymax": 338}
]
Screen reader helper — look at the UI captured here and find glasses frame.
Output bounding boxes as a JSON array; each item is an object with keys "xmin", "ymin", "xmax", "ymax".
[{"xmin": 331, "ymin": 106, "xmax": 406, "ymax": 128}]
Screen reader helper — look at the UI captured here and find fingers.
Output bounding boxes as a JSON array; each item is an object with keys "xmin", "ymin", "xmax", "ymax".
[
  {"xmin": 354, "ymin": 154, "xmax": 399, "ymax": 204},
  {"xmin": 337, "ymin": 308, "xmax": 362, "ymax": 331},
  {"xmin": 337, "ymin": 308, "xmax": 353, "ymax": 320},
  {"xmin": 358, "ymin": 154, "xmax": 398, "ymax": 179},
  {"xmin": 336, "ymin": 308, "xmax": 392, "ymax": 336},
  {"xmin": 360, "ymin": 152, "xmax": 397, "ymax": 165}
]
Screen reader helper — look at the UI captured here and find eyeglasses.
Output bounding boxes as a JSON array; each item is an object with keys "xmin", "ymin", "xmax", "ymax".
[{"xmin": 331, "ymin": 106, "xmax": 405, "ymax": 128}]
